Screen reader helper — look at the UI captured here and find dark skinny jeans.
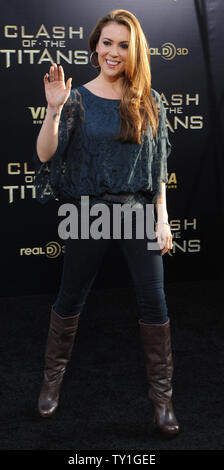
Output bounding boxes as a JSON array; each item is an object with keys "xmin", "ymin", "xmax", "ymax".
[{"xmin": 54, "ymin": 202, "xmax": 169, "ymax": 324}]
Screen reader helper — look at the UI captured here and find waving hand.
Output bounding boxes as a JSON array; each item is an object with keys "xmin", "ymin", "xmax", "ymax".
[{"xmin": 43, "ymin": 63, "xmax": 72, "ymax": 108}]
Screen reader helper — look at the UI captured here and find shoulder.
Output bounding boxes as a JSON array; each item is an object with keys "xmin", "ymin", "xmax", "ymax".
[
  {"xmin": 64, "ymin": 87, "xmax": 83, "ymax": 108},
  {"xmin": 70, "ymin": 86, "xmax": 83, "ymax": 99},
  {"xmin": 61, "ymin": 87, "xmax": 85, "ymax": 121},
  {"xmin": 151, "ymin": 88, "xmax": 167, "ymax": 119},
  {"xmin": 151, "ymin": 88, "xmax": 161, "ymax": 105}
]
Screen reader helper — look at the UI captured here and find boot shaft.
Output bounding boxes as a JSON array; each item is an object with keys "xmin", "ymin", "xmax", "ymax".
[{"xmin": 138, "ymin": 319, "xmax": 173, "ymax": 402}]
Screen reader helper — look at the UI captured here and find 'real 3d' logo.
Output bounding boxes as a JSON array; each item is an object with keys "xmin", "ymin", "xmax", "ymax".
[{"xmin": 149, "ymin": 42, "xmax": 189, "ymax": 60}]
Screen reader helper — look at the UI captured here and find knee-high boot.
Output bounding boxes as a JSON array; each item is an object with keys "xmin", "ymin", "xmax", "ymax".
[
  {"xmin": 138, "ymin": 318, "xmax": 179, "ymax": 435},
  {"xmin": 38, "ymin": 306, "xmax": 80, "ymax": 418}
]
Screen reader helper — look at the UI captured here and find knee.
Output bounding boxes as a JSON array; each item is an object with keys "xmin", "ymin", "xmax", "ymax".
[
  {"xmin": 137, "ymin": 283, "xmax": 168, "ymax": 324},
  {"xmin": 54, "ymin": 290, "xmax": 86, "ymax": 317}
]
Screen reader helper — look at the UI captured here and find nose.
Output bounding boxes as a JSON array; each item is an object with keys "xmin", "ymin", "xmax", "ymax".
[{"xmin": 109, "ymin": 45, "xmax": 119, "ymax": 57}]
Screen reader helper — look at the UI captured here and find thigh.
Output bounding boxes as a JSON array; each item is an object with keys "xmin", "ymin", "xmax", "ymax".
[
  {"xmin": 118, "ymin": 235, "xmax": 165, "ymax": 287},
  {"xmin": 116, "ymin": 208, "xmax": 165, "ymax": 295},
  {"xmin": 55, "ymin": 235, "xmax": 111, "ymax": 316}
]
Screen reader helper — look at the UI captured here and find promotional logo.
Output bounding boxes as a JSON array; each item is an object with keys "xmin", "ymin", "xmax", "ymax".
[
  {"xmin": 20, "ymin": 241, "xmax": 64, "ymax": 258},
  {"xmin": 167, "ymin": 173, "xmax": 177, "ymax": 190},
  {"xmin": 28, "ymin": 106, "xmax": 46, "ymax": 124},
  {"xmin": 3, "ymin": 162, "xmax": 36, "ymax": 203},
  {"xmin": 0, "ymin": 24, "xmax": 88, "ymax": 68},
  {"xmin": 168, "ymin": 217, "xmax": 201, "ymax": 255},
  {"xmin": 162, "ymin": 93, "xmax": 203, "ymax": 132},
  {"xmin": 150, "ymin": 42, "xmax": 189, "ymax": 60}
]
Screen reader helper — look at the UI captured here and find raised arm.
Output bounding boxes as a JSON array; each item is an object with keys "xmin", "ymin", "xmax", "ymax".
[{"xmin": 36, "ymin": 63, "xmax": 72, "ymax": 162}]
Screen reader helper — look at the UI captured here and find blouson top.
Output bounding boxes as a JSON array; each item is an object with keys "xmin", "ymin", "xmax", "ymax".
[{"xmin": 32, "ymin": 85, "xmax": 172, "ymax": 208}]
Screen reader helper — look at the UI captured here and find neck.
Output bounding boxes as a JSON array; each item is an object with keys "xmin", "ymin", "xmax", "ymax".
[{"xmin": 96, "ymin": 73, "xmax": 124, "ymax": 91}]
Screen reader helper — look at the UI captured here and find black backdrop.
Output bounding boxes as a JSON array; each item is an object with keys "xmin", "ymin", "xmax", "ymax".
[{"xmin": 1, "ymin": 0, "xmax": 224, "ymax": 297}]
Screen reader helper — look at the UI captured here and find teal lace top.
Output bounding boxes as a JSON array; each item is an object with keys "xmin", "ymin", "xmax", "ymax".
[{"xmin": 32, "ymin": 85, "xmax": 171, "ymax": 207}]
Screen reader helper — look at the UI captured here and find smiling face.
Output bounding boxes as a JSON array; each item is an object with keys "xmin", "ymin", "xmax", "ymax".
[{"xmin": 95, "ymin": 21, "xmax": 130, "ymax": 79}]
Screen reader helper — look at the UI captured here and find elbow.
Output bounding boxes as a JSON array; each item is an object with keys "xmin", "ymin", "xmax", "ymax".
[
  {"xmin": 36, "ymin": 147, "xmax": 54, "ymax": 163},
  {"xmin": 38, "ymin": 154, "xmax": 51, "ymax": 163},
  {"xmin": 37, "ymin": 153, "xmax": 45, "ymax": 163},
  {"xmin": 36, "ymin": 140, "xmax": 56, "ymax": 163}
]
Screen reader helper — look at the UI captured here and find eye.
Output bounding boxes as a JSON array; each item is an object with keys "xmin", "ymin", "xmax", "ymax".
[{"xmin": 103, "ymin": 41, "xmax": 128, "ymax": 49}]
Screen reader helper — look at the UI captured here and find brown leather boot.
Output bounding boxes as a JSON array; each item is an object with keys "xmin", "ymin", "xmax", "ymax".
[
  {"xmin": 139, "ymin": 319, "xmax": 179, "ymax": 435},
  {"xmin": 38, "ymin": 306, "xmax": 80, "ymax": 418}
]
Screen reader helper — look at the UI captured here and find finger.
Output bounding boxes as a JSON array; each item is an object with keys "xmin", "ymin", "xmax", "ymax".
[
  {"xmin": 53, "ymin": 63, "xmax": 59, "ymax": 81},
  {"xmin": 158, "ymin": 234, "xmax": 165, "ymax": 250},
  {"xmin": 163, "ymin": 232, "xmax": 171, "ymax": 250},
  {"xmin": 58, "ymin": 65, "xmax": 64, "ymax": 82},
  {"xmin": 65, "ymin": 77, "xmax": 72, "ymax": 92},
  {"xmin": 161, "ymin": 234, "xmax": 170, "ymax": 254},
  {"xmin": 157, "ymin": 239, "xmax": 163, "ymax": 250},
  {"xmin": 168, "ymin": 236, "xmax": 173, "ymax": 250},
  {"xmin": 166, "ymin": 236, "xmax": 171, "ymax": 251},
  {"xmin": 44, "ymin": 73, "xmax": 49, "ymax": 84},
  {"xmin": 49, "ymin": 65, "xmax": 54, "ymax": 82},
  {"xmin": 167, "ymin": 238, "xmax": 173, "ymax": 252}
]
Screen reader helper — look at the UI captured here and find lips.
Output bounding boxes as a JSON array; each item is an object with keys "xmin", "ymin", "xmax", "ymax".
[{"xmin": 106, "ymin": 59, "xmax": 120, "ymax": 66}]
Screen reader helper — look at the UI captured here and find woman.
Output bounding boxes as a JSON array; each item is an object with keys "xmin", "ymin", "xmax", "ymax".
[{"xmin": 34, "ymin": 9, "xmax": 179, "ymax": 435}]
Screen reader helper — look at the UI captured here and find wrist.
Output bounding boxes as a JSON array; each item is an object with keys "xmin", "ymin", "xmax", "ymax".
[
  {"xmin": 156, "ymin": 221, "xmax": 170, "ymax": 226},
  {"xmin": 155, "ymin": 202, "xmax": 168, "ymax": 222},
  {"xmin": 46, "ymin": 104, "xmax": 63, "ymax": 114},
  {"xmin": 155, "ymin": 211, "xmax": 169, "ymax": 226},
  {"xmin": 155, "ymin": 215, "xmax": 169, "ymax": 224},
  {"xmin": 156, "ymin": 218, "xmax": 169, "ymax": 224},
  {"xmin": 46, "ymin": 105, "xmax": 63, "ymax": 124}
]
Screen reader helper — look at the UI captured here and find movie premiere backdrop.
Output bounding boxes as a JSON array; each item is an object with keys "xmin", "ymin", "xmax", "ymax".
[{"xmin": 1, "ymin": 0, "xmax": 223, "ymax": 296}]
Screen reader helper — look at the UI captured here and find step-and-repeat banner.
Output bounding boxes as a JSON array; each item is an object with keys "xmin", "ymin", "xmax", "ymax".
[{"xmin": 1, "ymin": 0, "xmax": 223, "ymax": 296}]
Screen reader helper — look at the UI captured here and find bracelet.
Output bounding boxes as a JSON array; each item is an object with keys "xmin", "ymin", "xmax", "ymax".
[{"xmin": 156, "ymin": 222, "xmax": 170, "ymax": 226}]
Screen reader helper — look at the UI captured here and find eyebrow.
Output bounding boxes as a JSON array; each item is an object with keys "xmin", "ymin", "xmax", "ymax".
[{"xmin": 103, "ymin": 37, "xmax": 129, "ymax": 43}]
